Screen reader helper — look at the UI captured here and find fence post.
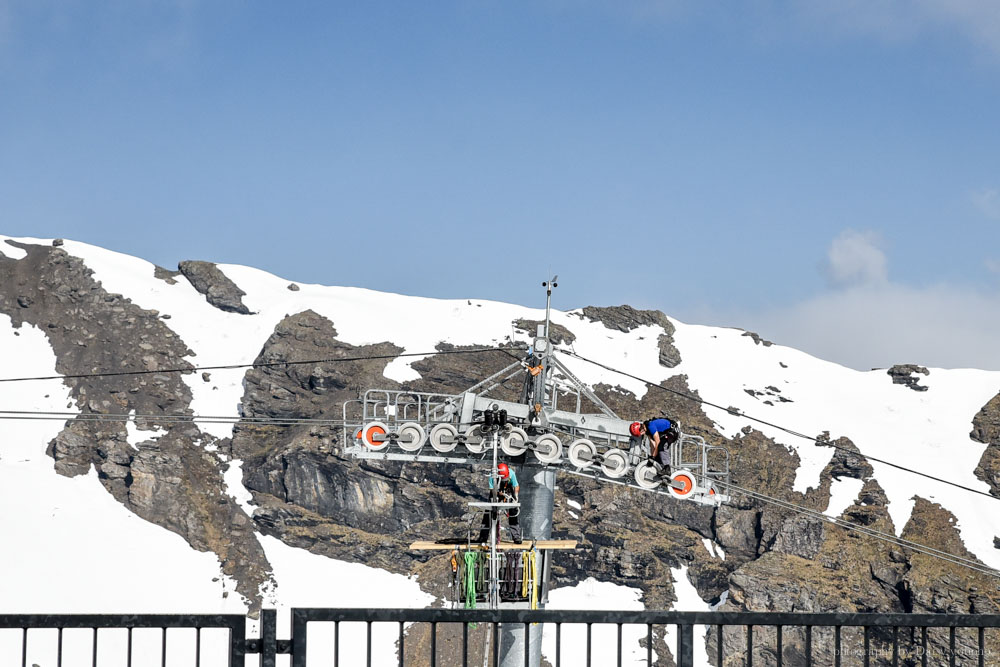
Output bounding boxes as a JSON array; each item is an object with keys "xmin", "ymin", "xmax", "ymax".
[
  {"xmin": 677, "ymin": 623, "xmax": 694, "ymax": 667},
  {"xmin": 291, "ymin": 609, "xmax": 309, "ymax": 667},
  {"xmin": 261, "ymin": 609, "xmax": 277, "ymax": 667}
]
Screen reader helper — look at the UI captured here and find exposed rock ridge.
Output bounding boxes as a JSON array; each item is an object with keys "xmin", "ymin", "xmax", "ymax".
[
  {"xmin": 0, "ymin": 241, "xmax": 271, "ymax": 607},
  {"xmin": 178, "ymin": 260, "xmax": 252, "ymax": 314},
  {"xmin": 887, "ymin": 364, "xmax": 930, "ymax": 392},
  {"xmin": 513, "ymin": 318, "xmax": 575, "ymax": 345},
  {"xmin": 972, "ymin": 391, "xmax": 1000, "ymax": 498},
  {"xmin": 580, "ymin": 305, "xmax": 681, "ymax": 368}
]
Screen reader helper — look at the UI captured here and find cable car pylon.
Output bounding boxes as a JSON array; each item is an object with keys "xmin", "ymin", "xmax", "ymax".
[{"xmin": 343, "ymin": 278, "xmax": 731, "ymax": 666}]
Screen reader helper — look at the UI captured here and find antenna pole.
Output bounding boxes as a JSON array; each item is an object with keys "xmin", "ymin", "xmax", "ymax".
[{"xmin": 542, "ymin": 275, "xmax": 557, "ymax": 354}]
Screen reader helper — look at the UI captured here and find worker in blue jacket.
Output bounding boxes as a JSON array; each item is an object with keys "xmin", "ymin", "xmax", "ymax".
[{"xmin": 630, "ymin": 418, "xmax": 679, "ymax": 467}]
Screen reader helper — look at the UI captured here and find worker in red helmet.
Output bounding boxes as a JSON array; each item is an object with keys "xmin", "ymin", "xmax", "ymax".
[
  {"xmin": 631, "ymin": 418, "xmax": 679, "ymax": 468},
  {"xmin": 477, "ymin": 462, "xmax": 521, "ymax": 543}
]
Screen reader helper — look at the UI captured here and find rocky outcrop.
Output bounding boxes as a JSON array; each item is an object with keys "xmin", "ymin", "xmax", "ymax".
[
  {"xmin": 741, "ymin": 330, "xmax": 773, "ymax": 346},
  {"xmin": 580, "ymin": 305, "xmax": 681, "ymax": 368},
  {"xmin": 178, "ymin": 260, "xmax": 252, "ymax": 314},
  {"xmin": 887, "ymin": 364, "xmax": 929, "ymax": 392},
  {"xmin": 513, "ymin": 318, "xmax": 575, "ymax": 345},
  {"xmin": 0, "ymin": 241, "xmax": 271, "ymax": 606},
  {"xmin": 972, "ymin": 391, "xmax": 1000, "ymax": 498}
]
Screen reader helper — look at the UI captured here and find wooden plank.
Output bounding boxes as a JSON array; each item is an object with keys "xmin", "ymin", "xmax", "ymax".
[{"xmin": 408, "ymin": 540, "xmax": 577, "ymax": 551}]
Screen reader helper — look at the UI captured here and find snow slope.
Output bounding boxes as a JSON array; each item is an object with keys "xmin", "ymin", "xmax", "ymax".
[
  {"xmin": 0, "ymin": 309, "xmax": 430, "ymax": 666},
  {"xmin": 2, "ymin": 236, "xmax": 1000, "ymax": 664}
]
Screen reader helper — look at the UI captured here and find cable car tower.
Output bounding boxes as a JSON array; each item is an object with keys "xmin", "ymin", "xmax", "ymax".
[{"xmin": 342, "ymin": 278, "xmax": 730, "ymax": 665}]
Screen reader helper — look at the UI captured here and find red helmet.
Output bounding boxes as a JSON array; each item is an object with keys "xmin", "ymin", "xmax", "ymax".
[
  {"xmin": 629, "ymin": 422, "xmax": 643, "ymax": 437},
  {"xmin": 497, "ymin": 462, "xmax": 510, "ymax": 479}
]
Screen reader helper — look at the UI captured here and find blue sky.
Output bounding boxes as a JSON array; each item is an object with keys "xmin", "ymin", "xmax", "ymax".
[{"xmin": 2, "ymin": 1, "xmax": 999, "ymax": 369}]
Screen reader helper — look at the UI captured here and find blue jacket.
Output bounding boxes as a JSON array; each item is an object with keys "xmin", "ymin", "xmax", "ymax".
[{"xmin": 646, "ymin": 418, "xmax": 673, "ymax": 436}]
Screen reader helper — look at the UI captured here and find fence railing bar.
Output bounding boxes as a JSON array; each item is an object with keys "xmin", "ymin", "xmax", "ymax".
[
  {"xmin": 978, "ymin": 626, "xmax": 985, "ymax": 667},
  {"xmin": 195, "ymin": 626, "xmax": 200, "ymax": 667},
  {"xmin": 716, "ymin": 624, "xmax": 722, "ymax": 667},
  {"xmin": 747, "ymin": 624, "xmax": 753, "ymax": 667},
  {"xmin": 556, "ymin": 622, "xmax": 562, "ymax": 667},
  {"xmin": 805, "ymin": 624, "xmax": 812, "ymax": 667},
  {"xmin": 399, "ymin": 621, "xmax": 406, "ymax": 667},
  {"xmin": 57, "ymin": 626, "xmax": 63, "ymax": 667},
  {"xmin": 776, "ymin": 625, "xmax": 782, "ymax": 667},
  {"xmin": 460, "ymin": 621, "xmax": 467, "ymax": 667},
  {"xmin": 921, "ymin": 626, "xmax": 927, "ymax": 667},
  {"xmin": 864, "ymin": 625, "xmax": 870, "ymax": 667},
  {"xmin": 430, "ymin": 621, "xmax": 437, "ymax": 667},
  {"xmin": 92, "ymin": 627, "xmax": 97, "ymax": 667},
  {"xmin": 127, "ymin": 626, "xmax": 132, "ymax": 667},
  {"xmin": 616, "ymin": 622, "xmax": 622, "ymax": 667},
  {"xmin": 949, "ymin": 626, "xmax": 956, "ymax": 667},
  {"xmin": 524, "ymin": 621, "xmax": 530, "ymax": 667},
  {"xmin": 892, "ymin": 625, "xmax": 898, "ymax": 667},
  {"xmin": 367, "ymin": 620, "xmax": 373, "ymax": 667},
  {"xmin": 586, "ymin": 622, "xmax": 592, "ymax": 667},
  {"xmin": 492, "ymin": 622, "xmax": 499, "ymax": 666}
]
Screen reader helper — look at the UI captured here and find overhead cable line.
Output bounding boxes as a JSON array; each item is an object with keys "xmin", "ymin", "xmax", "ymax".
[
  {"xmin": 560, "ymin": 349, "xmax": 1000, "ymax": 504},
  {"xmin": 0, "ymin": 346, "xmax": 515, "ymax": 383},
  {"xmin": 561, "ymin": 466, "xmax": 1000, "ymax": 579},
  {"xmin": 717, "ymin": 477, "xmax": 1000, "ymax": 579}
]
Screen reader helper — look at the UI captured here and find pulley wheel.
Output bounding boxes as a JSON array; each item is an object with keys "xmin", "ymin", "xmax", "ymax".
[
  {"xmin": 601, "ymin": 449, "xmax": 628, "ymax": 479},
  {"xmin": 429, "ymin": 423, "xmax": 459, "ymax": 453},
  {"xmin": 501, "ymin": 426, "xmax": 529, "ymax": 457},
  {"xmin": 464, "ymin": 425, "xmax": 487, "ymax": 454},
  {"xmin": 633, "ymin": 460, "xmax": 661, "ymax": 490},
  {"xmin": 532, "ymin": 433, "xmax": 562, "ymax": 464},
  {"xmin": 668, "ymin": 469, "xmax": 697, "ymax": 498},
  {"xmin": 568, "ymin": 439, "xmax": 597, "ymax": 469},
  {"xmin": 361, "ymin": 421, "xmax": 389, "ymax": 451},
  {"xmin": 397, "ymin": 422, "xmax": 426, "ymax": 452}
]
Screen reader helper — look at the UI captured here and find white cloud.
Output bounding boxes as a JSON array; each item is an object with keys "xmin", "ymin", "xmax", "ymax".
[
  {"xmin": 737, "ymin": 283, "xmax": 1000, "ymax": 370},
  {"xmin": 684, "ymin": 230, "xmax": 1000, "ymax": 371},
  {"xmin": 973, "ymin": 188, "xmax": 1000, "ymax": 220},
  {"xmin": 824, "ymin": 229, "xmax": 888, "ymax": 288}
]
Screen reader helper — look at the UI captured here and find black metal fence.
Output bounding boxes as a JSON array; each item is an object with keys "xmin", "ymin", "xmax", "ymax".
[{"xmin": 2, "ymin": 609, "xmax": 999, "ymax": 666}]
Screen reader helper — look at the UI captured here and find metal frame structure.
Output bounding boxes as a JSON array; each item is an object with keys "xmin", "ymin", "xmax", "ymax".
[
  {"xmin": 339, "ymin": 280, "xmax": 732, "ymax": 666},
  {"xmin": 7, "ymin": 608, "xmax": 997, "ymax": 666}
]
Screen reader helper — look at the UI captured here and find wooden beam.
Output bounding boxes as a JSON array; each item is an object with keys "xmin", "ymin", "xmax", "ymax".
[{"xmin": 408, "ymin": 540, "xmax": 577, "ymax": 551}]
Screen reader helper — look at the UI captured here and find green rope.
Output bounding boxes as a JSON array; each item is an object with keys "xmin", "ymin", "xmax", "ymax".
[{"xmin": 463, "ymin": 551, "xmax": 479, "ymax": 610}]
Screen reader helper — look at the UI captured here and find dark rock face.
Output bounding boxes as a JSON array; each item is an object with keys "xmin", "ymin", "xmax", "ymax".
[
  {"xmin": 741, "ymin": 331, "xmax": 773, "ymax": 346},
  {"xmin": 178, "ymin": 260, "xmax": 252, "ymax": 314},
  {"xmin": 0, "ymin": 241, "xmax": 271, "ymax": 606},
  {"xmin": 972, "ymin": 392, "xmax": 1000, "ymax": 498},
  {"xmin": 580, "ymin": 305, "xmax": 681, "ymax": 368},
  {"xmin": 513, "ymin": 318, "xmax": 575, "ymax": 345},
  {"xmin": 887, "ymin": 364, "xmax": 929, "ymax": 392},
  {"xmin": 153, "ymin": 265, "xmax": 180, "ymax": 285}
]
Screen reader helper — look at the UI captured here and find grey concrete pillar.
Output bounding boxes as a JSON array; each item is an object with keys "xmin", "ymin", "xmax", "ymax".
[{"xmin": 499, "ymin": 465, "xmax": 556, "ymax": 667}]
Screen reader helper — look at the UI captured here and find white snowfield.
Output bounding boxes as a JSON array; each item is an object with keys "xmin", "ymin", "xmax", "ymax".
[{"xmin": 2, "ymin": 236, "xmax": 1000, "ymax": 663}]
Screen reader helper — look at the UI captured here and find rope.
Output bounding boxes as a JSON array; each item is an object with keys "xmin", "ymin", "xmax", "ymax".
[
  {"xmin": 462, "ymin": 551, "xmax": 479, "ymax": 610},
  {"xmin": 522, "ymin": 549, "xmax": 539, "ymax": 610}
]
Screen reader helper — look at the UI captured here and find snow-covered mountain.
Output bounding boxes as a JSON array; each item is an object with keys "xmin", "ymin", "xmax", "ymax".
[{"xmin": 1, "ymin": 235, "xmax": 998, "ymax": 665}]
